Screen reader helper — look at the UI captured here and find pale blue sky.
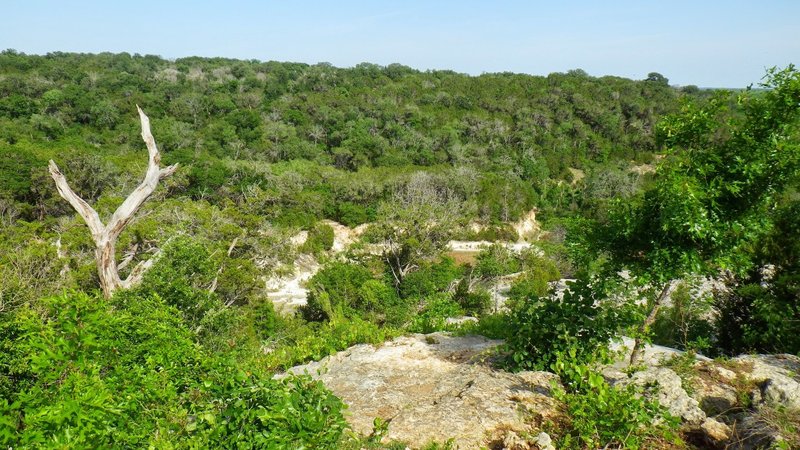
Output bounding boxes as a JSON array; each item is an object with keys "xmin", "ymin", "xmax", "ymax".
[{"xmin": 2, "ymin": 0, "xmax": 798, "ymax": 87}]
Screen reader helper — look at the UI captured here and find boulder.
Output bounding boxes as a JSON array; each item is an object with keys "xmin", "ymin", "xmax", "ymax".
[
  {"xmin": 735, "ymin": 354, "xmax": 800, "ymax": 409},
  {"xmin": 615, "ymin": 367, "xmax": 707, "ymax": 425},
  {"xmin": 286, "ymin": 333, "xmax": 562, "ymax": 449},
  {"xmin": 701, "ymin": 418, "xmax": 732, "ymax": 447}
]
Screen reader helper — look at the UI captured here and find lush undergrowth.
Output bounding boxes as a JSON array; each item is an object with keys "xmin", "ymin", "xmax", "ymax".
[{"xmin": 0, "ymin": 292, "xmax": 348, "ymax": 449}]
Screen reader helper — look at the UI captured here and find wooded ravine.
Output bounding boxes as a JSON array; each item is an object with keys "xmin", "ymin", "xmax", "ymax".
[{"xmin": 1, "ymin": 51, "xmax": 798, "ymax": 449}]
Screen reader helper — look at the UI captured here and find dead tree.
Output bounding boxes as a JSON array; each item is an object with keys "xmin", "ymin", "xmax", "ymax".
[{"xmin": 48, "ymin": 106, "xmax": 178, "ymax": 298}]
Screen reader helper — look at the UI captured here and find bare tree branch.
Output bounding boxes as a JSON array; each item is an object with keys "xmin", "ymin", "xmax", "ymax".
[
  {"xmin": 48, "ymin": 106, "xmax": 177, "ymax": 298},
  {"xmin": 48, "ymin": 160, "xmax": 104, "ymax": 237},
  {"xmin": 106, "ymin": 106, "xmax": 178, "ymax": 239}
]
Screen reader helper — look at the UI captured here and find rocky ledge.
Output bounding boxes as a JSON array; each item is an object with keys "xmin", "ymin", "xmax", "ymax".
[{"xmin": 286, "ymin": 333, "xmax": 800, "ymax": 449}]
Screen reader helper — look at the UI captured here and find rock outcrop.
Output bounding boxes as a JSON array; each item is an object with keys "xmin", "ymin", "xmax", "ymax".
[
  {"xmin": 615, "ymin": 351, "xmax": 800, "ymax": 449},
  {"xmin": 282, "ymin": 331, "xmax": 798, "ymax": 449},
  {"xmin": 287, "ymin": 333, "xmax": 562, "ymax": 449}
]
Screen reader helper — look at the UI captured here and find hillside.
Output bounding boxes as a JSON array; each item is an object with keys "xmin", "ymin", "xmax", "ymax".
[{"xmin": 1, "ymin": 52, "xmax": 798, "ymax": 449}]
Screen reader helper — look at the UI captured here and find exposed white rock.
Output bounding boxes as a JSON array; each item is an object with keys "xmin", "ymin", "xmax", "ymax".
[
  {"xmin": 265, "ymin": 254, "xmax": 319, "ymax": 313},
  {"xmin": 616, "ymin": 367, "xmax": 707, "ymax": 425},
  {"xmin": 608, "ymin": 336, "xmax": 711, "ymax": 370},
  {"xmin": 735, "ymin": 354, "xmax": 800, "ymax": 409},
  {"xmin": 512, "ymin": 209, "xmax": 541, "ymax": 241},
  {"xmin": 285, "ymin": 333, "xmax": 562, "ymax": 449}
]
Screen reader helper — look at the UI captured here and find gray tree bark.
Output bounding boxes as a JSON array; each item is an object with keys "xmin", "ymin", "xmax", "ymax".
[{"xmin": 49, "ymin": 106, "xmax": 177, "ymax": 298}]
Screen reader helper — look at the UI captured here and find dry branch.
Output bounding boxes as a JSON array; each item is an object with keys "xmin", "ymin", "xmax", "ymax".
[{"xmin": 48, "ymin": 106, "xmax": 177, "ymax": 298}]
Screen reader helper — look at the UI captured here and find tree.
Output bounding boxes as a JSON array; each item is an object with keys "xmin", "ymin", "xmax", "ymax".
[
  {"xmin": 645, "ymin": 72, "xmax": 669, "ymax": 86},
  {"xmin": 48, "ymin": 106, "xmax": 178, "ymax": 298},
  {"xmin": 369, "ymin": 172, "xmax": 462, "ymax": 287},
  {"xmin": 577, "ymin": 66, "xmax": 800, "ymax": 364}
]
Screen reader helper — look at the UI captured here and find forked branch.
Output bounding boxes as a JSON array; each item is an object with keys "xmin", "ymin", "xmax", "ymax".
[{"xmin": 48, "ymin": 106, "xmax": 178, "ymax": 298}]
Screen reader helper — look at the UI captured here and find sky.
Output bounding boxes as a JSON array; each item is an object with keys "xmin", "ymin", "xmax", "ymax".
[{"xmin": 2, "ymin": 0, "xmax": 798, "ymax": 88}]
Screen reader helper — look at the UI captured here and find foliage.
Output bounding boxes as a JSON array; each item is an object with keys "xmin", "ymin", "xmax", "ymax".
[
  {"xmin": 507, "ymin": 251, "xmax": 562, "ymax": 300},
  {"xmin": 474, "ymin": 244, "xmax": 520, "ymax": 279},
  {"xmin": 130, "ymin": 237, "xmax": 241, "ymax": 349},
  {"xmin": 580, "ymin": 66, "xmax": 800, "ymax": 283},
  {"xmin": 408, "ymin": 294, "xmax": 464, "ymax": 333},
  {"xmin": 300, "ymin": 222, "xmax": 335, "ymax": 254},
  {"xmin": 716, "ymin": 275, "xmax": 800, "ymax": 355},
  {"xmin": 550, "ymin": 348, "xmax": 681, "ymax": 450},
  {"xmin": 651, "ymin": 280, "xmax": 715, "ymax": 352},
  {"xmin": 261, "ymin": 316, "xmax": 398, "ymax": 370},
  {"xmin": 568, "ymin": 65, "xmax": 800, "ymax": 360},
  {"xmin": 715, "ymin": 198, "xmax": 800, "ymax": 355},
  {"xmin": 399, "ymin": 257, "xmax": 462, "ymax": 299},
  {"xmin": 452, "ymin": 313, "xmax": 511, "ymax": 339},
  {"xmin": 452, "ymin": 280, "xmax": 492, "ymax": 316},
  {"xmin": 198, "ymin": 373, "xmax": 348, "ymax": 449},
  {"xmin": 504, "ymin": 279, "xmax": 634, "ymax": 371},
  {"xmin": 370, "ymin": 172, "xmax": 464, "ymax": 287},
  {"xmin": 0, "ymin": 291, "xmax": 347, "ymax": 448}
]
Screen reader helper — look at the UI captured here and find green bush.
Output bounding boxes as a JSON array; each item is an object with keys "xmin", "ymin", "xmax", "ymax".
[
  {"xmin": 263, "ymin": 316, "xmax": 398, "ymax": 370},
  {"xmin": 452, "ymin": 279, "xmax": 492, "ymax": 316},
  {"xmin": 408, "ymin": 294, "xmax": 464, "ymax": 333},
  {"xmin": 301, "ymin": 261, "xmax": 413, "ymax": 326},
  {"xmin": 301, "ymin": 261, "xmax": 375, "ymax": 322},
  {"xmin": 508, "ymin": 252, "xmax": 562, "ymax": 300},
  {"xmin": 198, "ymin": 371, "xmax": 348, "ymax": 449},
  {"xmin": 0, "ymin": 291, "xmax": 348, "ymax": 448},
  {"xmin": 550, "ymin": 348, "xmax": 681, "ymax": 450},
  {"xmin": 716, "ymin": 274, "xmax": 800, "ymax": 355},
  {"xmin": 504, "ymin": 279, "xmax": 630, "ymax": 371},
  {"xmin": 399, "ymin": 257, "xmax": 462, "ymax": 299},
  {"xmin": 301, "ymin": 222, "xmax": 335, "ymax": 254},
  {"xmin": 651, "ymin": 281, "xmax": 715, "ymax": 352},
  {"xmin": 131, "ymin": 237, "xmax": 241, "ymax": 349},
  {"xmin": 337, "ymin": 201, "xmax": 374, "ymax": 227},
  {"xmin": 475, "ymin": 244, "xmax": 520, "ymax": 278}
]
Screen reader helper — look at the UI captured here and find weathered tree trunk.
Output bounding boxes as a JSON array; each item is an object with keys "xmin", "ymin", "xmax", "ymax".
[
  {"xmin": 629, "ymin": 281, "xmax": 674, "ymax": 366},
  {"xmin": 49, "ymin": 106, "xmax": 177, "ymax": 298}
]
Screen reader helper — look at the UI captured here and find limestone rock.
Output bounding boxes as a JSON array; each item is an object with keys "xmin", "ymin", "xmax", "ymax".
[
  {"xmin": 735, "ymin": 354, "xmax": 800, "ymax": 409},
  {"xmin": 728, "ymin": 413, "xmax": 787, "ymax": 450},
  {"xmin": 532, "ymin": 431, "xmax": 555, "ymax": 450},
  {"xmin": 608, "ymin": 336, "xmax": 711, "ymax": 370},
  {"xmin": 286, "ymin": 333, "xmax": 562, "ymax": 449},
  {"xmin": 616, "ymin": 367, "xmax": 707, "ymax": 425},
  {"xmin": 692, "ymin": 373, "xmax": 738, "ymax": 416},
  {"xmin": 701, "ymin": 418, "xmax": 732, "ymax": 446}
]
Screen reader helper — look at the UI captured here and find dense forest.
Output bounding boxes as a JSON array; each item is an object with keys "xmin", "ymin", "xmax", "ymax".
[{"xmin": 0, "ymin": 51, "xmax": 797, "ymax": 449}]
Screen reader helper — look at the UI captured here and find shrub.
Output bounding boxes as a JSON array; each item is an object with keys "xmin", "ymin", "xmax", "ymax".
[
  {"xmin": 399, "ymin": 257, "xmax": 462, "ymax": 299},
  {"xmin": 716, "ymin": 274, "xmax": 800, "ymax": 355},
  {"xmin": 132, "ymin": 237, "xmax": 241, "ymax": 349},
  {"xmin": 354, "ymin": 279, "xmax": 411, "ymax": 326},
  {"xmin": 198, "ymin": 371, "xmax": 348, "ymax": 449},
  {"xmin": 0, "ymin": 291, "xmax": 348, "ymax": 449},
  {"xmin": 301, "ymin": 222, "xmax": 335, "ymax": 254},
  {"xmin": 452, "ymin": 279, "xmax": 492, "ymax": 315},
  {"xmin": 262, "ymin": 316, "xmax": 397, "ymax": 370},
  {"xmin": 474, "ymin": 244, "xmax": 520, "ymax": 278},
  {"xmin": 651, "ymin": 280, "xmax": 715, "ymax": 352},
  {"xmin": 504, "ymin": 279, "xmax": 631, "ymax": 371},
  {"xmin": 408, "ymin": 294, "xmax": 464, "ymax": 333},
  {"xmin": 337, "ymin": 201, "xmax": 374, "ymax": 227},
  {"xmin": 551, "ymin": 348, "xmax": 681, "ymax": 450},
  {"xmin": 301, "ymin": 261, "xmax": 375, "ymax": 322},
  {"xmin": 508, "ymin": 252, "xmax": 562, "ymax": 300}
]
